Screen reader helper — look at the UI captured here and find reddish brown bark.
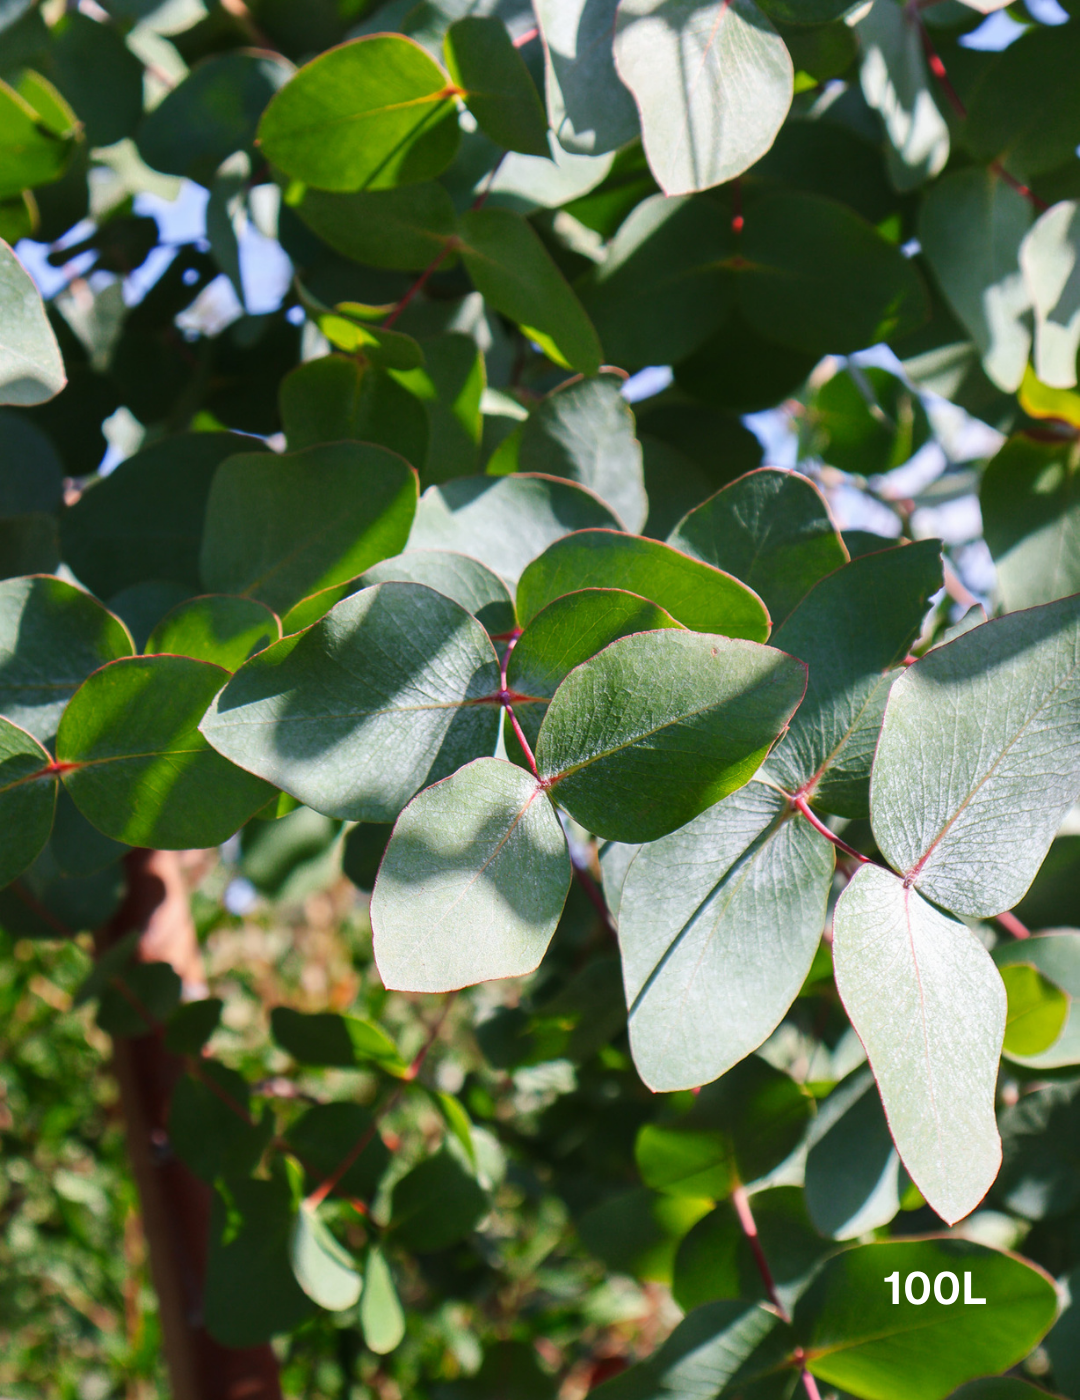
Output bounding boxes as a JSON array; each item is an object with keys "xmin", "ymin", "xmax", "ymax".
[{"xmin": 100, "ymin": 849, "xmax": 282, "ymax": 1400}]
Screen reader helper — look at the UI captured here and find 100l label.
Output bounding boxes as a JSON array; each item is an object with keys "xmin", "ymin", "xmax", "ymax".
[{"xmin": 885, "ymin": 1271, "xmax": 986, "ymax": 1305}]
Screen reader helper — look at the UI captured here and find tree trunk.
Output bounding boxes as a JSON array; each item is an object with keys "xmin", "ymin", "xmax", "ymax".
[{"xmin": 99, "ymin": 849, "xmax": 283, "ymax": 1400}]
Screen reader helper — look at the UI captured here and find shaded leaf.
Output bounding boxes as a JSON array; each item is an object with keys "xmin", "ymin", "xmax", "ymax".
[
  {"xmin": 361, "ymin": 550, "xmax": 515, "ymax": 636},
  {"xmin": 284, "ymin": 1103, "xmax": 391, "ymax": 1201},
  {"xmin": 982, "ymin": 433, "xmax": 1080, "ymax": 612},
  {"xmin": 270, "ymin": 1007, "xmax": 408, "ymax": 1075},
  {"xmin": 1020, "ymin": 199, "xmax": 1080, "ymax": 390},
  {"xmin": 407, "ymin": 473, "xmax": 622, "ymax": 586},
  {"xmin": 0, "ymin": 716, "xmax": 55, "ymax": 888},
  {"xmin": 458, "ymin": 207, "xmax": 602, "ymax": 374},
  {"xmin": 669, "ymin": 469, "xmax": 846, "ymax": 627},
  {"xmin": 389, "ymin": 1147, "xmax": 489, "ymax": 1250},
  {"xmin": 202, "ymin": 583, "xmax": 500, "ymax": 821},
  {"xmin": 58, "ymin": 656, "xmax": 275, "ymax": 848},
  {"xmin": 832, "ymin": 864, "xmax": 1005, "ymax": 1225},
  {"xmin": 445, "ymin": 16, "xmax": 548, "ymax": 157},
  {"xmin": 518, "ymin": 375, "xmax": 648, "ymax": 533},
  {"xmin": 0, "ymin": 239, "xmax": 65, "ymax": 405},
  {"xmin": 535, "ymin": 0, "xmax": 639, "ymax": 156},
  {"xmin": 292, "ymin": 181, "xmax": 458, "ymax": 271},
  {"xmin": 804, "ymin": 1067, "xmax": 905, "ymax": 1240},
  {"xmin": 537, "ymin": 631, "xmax": 807, "ymax": 842},
  {"xmin": 372, "ymin": 757, "xmax": 570, "ymax": 992},
  {"xmin": 200, "ymin": 441, "xmax": 418, "ymax": 615},
  {"xmin": 0, "ymin": 574, "xmax": 133, "ymax": 743}
]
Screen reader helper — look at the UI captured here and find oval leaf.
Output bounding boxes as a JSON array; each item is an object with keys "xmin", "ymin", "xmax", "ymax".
[
  {"xmin": 58, "ymin": 655, "xmax": 275, "ymax": 848},
  {"xmin": 373, "ymin": 757, "xmax": 571, "ymax": 993},
  {"xmin": 0, "ymin": 717, "xmax": 56, "ymax": 889},
  {"xmin": 145, "ymin": 595, "xmax": 281, "ymax": 670},
  {"xmin": 536, "ymin": 630, "xmax": 807, "ymax": 842}
]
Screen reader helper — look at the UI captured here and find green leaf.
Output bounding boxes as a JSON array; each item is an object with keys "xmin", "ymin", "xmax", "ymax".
[
  {"xmin": 290, "ymin": 1202, "xmax": 362, "ymax": 1311},
  {"xmin": 97, "ymin": 960, "xmax": 181, "ymax": 1037},
  {"xmin": 372, "ymin": 757, "xmax": 571, "ymax": 992},
  {"xmin": 0, "ymin": 717, "xmax": 55, "ymax": 889},
  {"xmin": 995, "ymin": 932, "xmax": 1080, "ymax": 1069},
  {"xmin": 795, "ymin": 1239, "xmax": 1058, "ymax": 1399},
  {"xmin": 582, "ymin": 190, "xmax": 928, "ymax": 369},
  {"xmin": 808, "ymin": 367, "xmax": 932, "ymax": 477},
  {"xmin": 200, "ymin": 441, "xmax": 418, "ymax": 615},
  {"xmin": 389, "ymin": 332, "xmax": 485, "ymax": 485},
  {"xmin": 518, "ymin": 375, "xmax": 648, "ymax": 533},
  {"xmin": 407, "ymin": 473, "xmax": 622, "ymax": 586},
  {"xmin": 204, "ymin": 1174, "xmax": 315, "ymax": 1347},
  {"xmin": 534, "ymin": 0, "xmax": 639, "ymax": 156},
  {"xmin": 50, "ymin": 11, "xmax": 144, "ymax": 149},
  {"xmin": 1000, "ymin": 962, "xmax": 1069, "ymax": 1057},
  {"xmin": 590, "ymin": 1299, "xmax": 791, "ymax": 1400},
  {"xmin": 284, "ymin": 1103, "xmax": 390, "ymax": 1201},
  {"xmin": 360, "ymin": 1246, "xmax": 406, "ymax": 1355},
  {"xmin": 137, "ymin": 53, "xmax": 292, "ymax": 186},
  {"xmin": 669, "ymin": 469, "xmax": 847, "ymax": 628},
  {"xmin": 613, "ymin": 0, "xmax": 793, "ymax": 196},
  {"xmin": 444, "ymin": 16, "xmax": 548, "ymax": 157},
  {"xmin": 832, "ymin": 864, "xmax": 1005, "ymax": 1225},
  {"xmin": 0, "ymin": 73, "xmax": 76, "ymax": 201},
  {"xmin": 0, "ymin": 410, "xmax": 62, "ymax": 513},
  {"xmin": 763, "ymin": 539, "xmax": 943, "ymax": 817},
  {"xmin": 536, "ymin": 631, "xmax": 807, "ymax": 843},
  {"xmin": 257, "ymin": 35, "xmax": 461, "ymax": 192},
  {"xmin": 673, "ymin": 1186, "xmax": 830, "ymax": 1315},
  {"xmin": 164, "ymin": 997, "xmax": 223, "ymax": 1055},
  {"xmin": 316, "ymin": 309, "xmax": 424, "ymax": 370},
  {"xmin": 871, "ymin": 595, "xmax": 1080, "ymax": 918},
  {"xmin": 60, "ymin": 432, "xmax": 266, "ymax": 601},
  {"xmin": 342, "ymin": 821, "xmax": 393, "ymax": 892},
  {"xmin": 202, "ymin": 583, "xmax": 500, "ymax": 822},
  {"xmin": 57, "ymin": 655, "xmax": 275, "ymax": 848},
  {"xmin": 389, "ymin": 1146, "xmax": 489, "ymax": 1251},
  {"xmin": 804, "ymin": 1067, "xmax": 905, "ymax": 1240},
  {"xmin": 168, "ymin": 1062, "xmax": 270, "ymax": 1184},
  {"xmin": 855, "ymin": 0, "xmax": 949, "ymax": 191},
  {"xmin": 457, "ymin": 207, "xmax": 602, "ymax": 374},
  {"xmin": 673, "ymin": 308, "xmax": 817, "ymax": 415},
  {"xmin": 144, "ymin": 595, "xmax": 280, "ymax": 671},
  {"xmin": 290, "ymin": 180, "xmax": 458, "ymax": 271},
  {"xmin": 0, "ymin": 575, "xmax": 133, "ymax": 742},
  {"xmin": 1020, "ymin": 199, "xmax": 1080, "ymax": 390},
  {"xmin": 0, "ymin": 239, "xmax": 64, "ymax": 405},
  {"xmin": 618, "ymin": 785, "xmax": 833, "ymax": 1091},
  {"xmin": 949, "ymin": 1383, "xmax": 1064, "ymax": 1400},
  {"xmin": 636, "ymin": 1123, "xmax": 734, "ymax": 1199},
  {"xmin": 505, "ymin": 588, "xmax": 684, "ymax": 759},
  {"xmin": 919, "ymin": 167, "xmax": 1032, "ymax": 393},
  {"xmin": 279, "ymin": 354, "xmax": 428, "ymax": 464},
  {"xmin": 270, "ymin": 1007, "xmax": 408, "ymax": 1075},
  {"xmin": 516, "ymin": 530, "xmax": 771, "ymax": 639},
  {"xmin": 362, "ymin": 550, "xmax": 515, "ymax": 636},
  {"xmin": 240, "ymin": 803, "xmax": 339, "ymax": 895},
  {"xmin": 578, "ymin": 1187, "xmax": 711, "ymax": 1283},
  {"xmin": 982, "ymin": 434, "xmax": 1080, "ymax": 613},
  {"xmin": 961, "ymin": 18, "xmax": 1080, "ymax": 179}
]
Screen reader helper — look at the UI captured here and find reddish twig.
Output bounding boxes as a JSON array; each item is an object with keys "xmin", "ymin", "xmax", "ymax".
[
  {"xmin": 800, "ymin": 1371, "xmax": 823, "ymax": 1400},
  {"xmin": 792, "ymin": 795, "xmax": 870, "ymax": 865},
  {"xmin": 571, "ymin": 859, "xmax": 619, "ymax": 941},
  {"xmin": 995, "ymin": 909, "xmax": 1031, "ymax": 940},
  {"xmin": 513, "ymin": 25, "xmax": 538, "ymax": 46},
  {"xmin": 305, "ymin": 992, "xmax": 458, "ymax": 1209},
  {"xmin": 732, "ymin": 1185, "xmax": 788, "ymax": 1321},
  {"xmin": 381, "ymin": 243, "xmax": 456, "ymax": 330}
]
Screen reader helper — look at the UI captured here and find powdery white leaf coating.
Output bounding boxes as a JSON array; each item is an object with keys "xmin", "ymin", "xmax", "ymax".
[
  {"xmin": 833, "ymin": 864, "xmax": 1005, "ymax": 1226},
  {"xmin": 201, "ymin": 583, "xmax": 500, "ymax": 822},
  {"xmin": 613, "ymin": 0, "xmax": 793, "ymax": 197},
  {"xmin": 871, "ymin": 593, "xmax": 1080, "ymax": 918},
  {"xmin": 919, "ymin": 167, "xmax": 1033, "ymax": 393},
  {"xmin": 535, "ymin": 0, "xmax": 639, "ymax": 155},
  {"xmin": 372, "ymin": 758, "xmax": 571, "ymax": 992},
  {"xmin": 857, "ymin": 0, "xmax": 949, "ymax": 192},
  {"xmin": 619, "ymin": 782, "xmax": 834, "ymax": 1091},
  {"xmin": 1020, "ymin": 199, "xmax": 1080, "ymax": 391},
  {"xmin": 0, "ymin": 240, "xmax": 65, "ymax": 406}
]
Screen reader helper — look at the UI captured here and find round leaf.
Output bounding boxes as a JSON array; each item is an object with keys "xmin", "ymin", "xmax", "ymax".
[
  {"xmin": 0, "ymin": 716, "xmax": 56, "ymax": 889},
  {"xmin": 145, "ymin": 595, "xmax": 281, "ymax": 670}
]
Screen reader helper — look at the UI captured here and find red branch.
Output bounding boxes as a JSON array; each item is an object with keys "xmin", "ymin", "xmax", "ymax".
[
  {"xmin": 907, "ymin": 2, "xmax": 1048, "ymax": 211},
  {"xmin": 792, "ymin": 795, "xmax": 870, "ymax": 865},
  {"xmin": 731, "ymin": 1186, "xmax": 788, "ymax": 1321},
  {"xmin": 995, "ymin": 909, "xmax": 1030, "ymax": 940}
]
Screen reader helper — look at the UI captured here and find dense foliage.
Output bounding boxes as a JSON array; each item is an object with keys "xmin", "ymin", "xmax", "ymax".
[{"xmin": 5, "ymin": 0, "xmax": 1080, "ymax": 1395}]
